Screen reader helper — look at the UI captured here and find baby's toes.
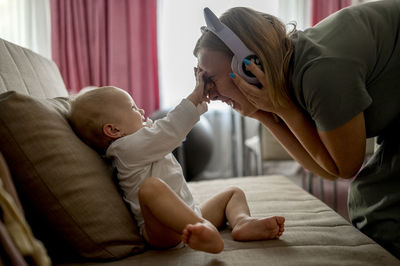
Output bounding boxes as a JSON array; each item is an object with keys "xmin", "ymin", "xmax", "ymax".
[
  {"xmin": 276, "ymin": 216, "xmax": 285, "ymax": 225},
  {"xmin": 182, "ymin": 228, "xmax": 190, "ymax": 243}
]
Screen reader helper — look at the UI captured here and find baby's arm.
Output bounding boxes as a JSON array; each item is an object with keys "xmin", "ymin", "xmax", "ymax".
[
  {"xmin": 186, "ymin": 68, "xmax": 210, "ymax": 106},
  {"xmin": 117, "ymin": 69, "xmax": 209, "ymax": 164}
]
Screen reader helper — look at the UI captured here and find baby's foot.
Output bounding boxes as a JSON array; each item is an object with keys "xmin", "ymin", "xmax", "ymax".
[
  {"xmin": 182, "ymin": 221, "xmax": 224, "ymax": 254},
  {"xmin": 231, "ymin": 216, "xmax": 285, "ymax": 241}
]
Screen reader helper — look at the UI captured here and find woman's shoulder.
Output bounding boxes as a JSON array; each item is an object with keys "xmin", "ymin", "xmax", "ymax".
[
  {"xmin": 291, "ymin": 25, "xmax": 372, "ymax": 92},
  {"xmin": 291, "ymin": 55, "xmax": 371, "ymax": 132},
  {"xmin": 291, "ymin": 33, "xmax": 367, "ymax": 91},
  {"xmin": 291, "ymin": 0, "xmax": 400, "ymax": 68}
]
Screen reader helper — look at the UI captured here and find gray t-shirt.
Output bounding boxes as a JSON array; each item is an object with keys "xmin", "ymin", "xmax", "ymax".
[{"xmin": 291, "ymin": 0, "xmax": 400, "ymax": 137}]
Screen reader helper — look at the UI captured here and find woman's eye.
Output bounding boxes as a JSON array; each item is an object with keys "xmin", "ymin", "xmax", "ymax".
[
  {"xmin": 207, "ymin": 77, "xmax": 216, "ymax": 84},
  {"xmin": 203, "ymin": 74, "xmax": 213, "ymax": 82}
]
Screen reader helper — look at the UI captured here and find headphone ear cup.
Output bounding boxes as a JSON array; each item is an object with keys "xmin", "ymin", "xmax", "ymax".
[
  {"xmin": 242, "ymin": 55, "xmax": 263, "ymax": 78},
  {"xmin": 242, "ymin": 62, "xmax": 255, "ymax": 78},
  {"xmin": 231, "ymin": 56, "xmax": 241, "ymax": 77},
  {"xmin": 232, "ymin": 55, "xmax": 261, "ymax": 85}
]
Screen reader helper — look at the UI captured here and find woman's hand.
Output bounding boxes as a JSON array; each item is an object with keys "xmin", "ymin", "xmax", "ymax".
[{"xmin": 230, "ymin": 60, "xmax": 276, "ymax": 113}]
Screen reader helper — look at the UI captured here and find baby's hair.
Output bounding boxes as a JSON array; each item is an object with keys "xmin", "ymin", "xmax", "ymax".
[{"xmin": 69, "ymin": 86, "xmax": 121, "ymax": 154}]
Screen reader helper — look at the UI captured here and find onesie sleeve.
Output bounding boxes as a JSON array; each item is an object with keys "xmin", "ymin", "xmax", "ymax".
[
  {"xmin": 301, "ymin": 59, "xmax": 372, "ymax": 131},
  {"xmin": 107, "ymin": 99, "xmax": 207, "ymax": 164}
]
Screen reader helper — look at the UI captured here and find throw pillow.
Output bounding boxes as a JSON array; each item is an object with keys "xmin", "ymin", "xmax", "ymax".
[{"xmin": 0, "ymin": 91, "xmax": 144, "ymax": 261}]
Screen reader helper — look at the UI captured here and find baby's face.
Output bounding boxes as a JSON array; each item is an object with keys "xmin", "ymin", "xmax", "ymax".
[{"xmin": 114, "ymin": 90, "xmax": 145, "ymax": 136}]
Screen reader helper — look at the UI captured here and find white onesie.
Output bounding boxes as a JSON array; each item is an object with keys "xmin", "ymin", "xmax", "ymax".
[{"xmin": 106, "ymin": 99, "xmax": 207, "ymax": 229}]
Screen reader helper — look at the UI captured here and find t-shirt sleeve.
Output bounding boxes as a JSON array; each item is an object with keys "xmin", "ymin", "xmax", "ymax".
[{"xmin": 301, "ymin": 59, "xmax": 372, "ymax": 131}]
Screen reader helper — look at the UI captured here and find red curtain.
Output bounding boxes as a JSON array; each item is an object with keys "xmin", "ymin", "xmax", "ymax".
[
  {"xmin": 312, "ymin": 0, "xmax": 352, "ymax": 26},
  {"xmin": 50, "ymin": 0, "xmax": 159, "ymax": 115}
]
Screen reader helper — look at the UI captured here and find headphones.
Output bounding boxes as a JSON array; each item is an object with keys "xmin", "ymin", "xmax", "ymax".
[{"xmin": 201, "ymin": 7, "xmax": 263, "ymax": 85}]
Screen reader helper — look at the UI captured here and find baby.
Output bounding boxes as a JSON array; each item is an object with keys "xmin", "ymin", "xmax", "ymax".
[{"xmin": 68, "ymin": 69, "xmax": 285, "ymax": 253}]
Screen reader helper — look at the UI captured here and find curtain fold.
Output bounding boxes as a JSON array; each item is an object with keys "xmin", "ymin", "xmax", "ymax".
[
  {"xmin": 312, "ymin": 0, "xmax": 352, "ymax": 25},
  {"xmin": 0, "ymin": 0, "xmax": 51, "ymax": 58},
  {"xmin": 278, "ymin": 0, "xmax": 312, "ymax": 30},
  {"xmin": 50, "ymin": 0, "xmax": 159, "ymax": 115}
]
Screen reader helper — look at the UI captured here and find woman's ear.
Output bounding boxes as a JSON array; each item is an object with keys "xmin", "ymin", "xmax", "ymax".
[{"xmin": 103, "ymin": 124, "xmax": 122, "ymax": 139}]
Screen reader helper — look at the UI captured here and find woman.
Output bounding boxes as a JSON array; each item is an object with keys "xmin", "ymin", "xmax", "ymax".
[{"xmin": 194, "ymin": 0, "xmax": 400, "ymax": 258}]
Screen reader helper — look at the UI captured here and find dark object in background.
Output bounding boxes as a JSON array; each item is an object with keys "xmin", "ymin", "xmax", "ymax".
[{"xmin": 150, "ymin": 109, "xmax": 213, "ymax": 181}]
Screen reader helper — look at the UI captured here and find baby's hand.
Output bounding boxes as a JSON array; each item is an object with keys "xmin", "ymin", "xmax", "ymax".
[{"xmin": 187, "ymin": 67, "xmax": 210, "ymax": 106}]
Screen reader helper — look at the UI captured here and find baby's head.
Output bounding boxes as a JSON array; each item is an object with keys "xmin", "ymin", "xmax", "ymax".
[{"xmin": 69, "ymin": 86, "xmax": 145, "ymax": 154}]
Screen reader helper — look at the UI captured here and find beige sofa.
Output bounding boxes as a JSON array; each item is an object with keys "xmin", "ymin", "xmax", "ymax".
[{"xmin": 0, "ymin": 38, "xmax": 398, "ymax": 265}]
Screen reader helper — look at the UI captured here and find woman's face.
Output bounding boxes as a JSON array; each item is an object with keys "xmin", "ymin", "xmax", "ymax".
[{"xmin": 197, "ymin": 48, "xmax": 257, "ymax": 116}]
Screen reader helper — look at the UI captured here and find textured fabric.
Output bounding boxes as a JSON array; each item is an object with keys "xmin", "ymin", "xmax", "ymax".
[
  {"xmin": 292, "ymin": 0, "xmax": 400, "ymax": 135},
  {"xmin": 50, "ymin": 0, "xmax": 160, "ymax": 115},
  {"xmin": 0, "ymin": 154, "xmax": 23, "ymax": 213},
  {"xmin": 0, "ymin": 221, "xmax": 27, "ymax": 266},
  {"xmin": 0, "ymin": 153, "xmax": 30, "ymax": 266},
  {"xmin": 64, "ymin": 176, "xmax": 400, "ymax": 265},
  {"xmin": 0, "ymin": 176, "xmax": 51, "ymax": 266},
  {"xmin": 349, "ymin": 117, "xmax": 400, "ymax": 259},
  {"xmin": 0, "ymin": 38, "xmax": 67, "ymax": 98},
  {"xmin": 106, "ymin": 99, "xmax": 206, "ymax": 228},
  {"xmin": 0, "ymin": 91, "xmax": 144, "ymax": 260}
]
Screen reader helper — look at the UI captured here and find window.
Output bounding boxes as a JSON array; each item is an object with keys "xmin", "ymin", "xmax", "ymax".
[{"xmin": 0, "ymin": 0, "xmax": 51, "ymax": 58}]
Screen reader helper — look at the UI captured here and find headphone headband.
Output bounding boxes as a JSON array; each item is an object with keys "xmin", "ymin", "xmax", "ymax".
[
  {"xmin": 203, "ymin": 8, "xmax": 253, "ymax": 61},
  {"xmin": 202, "ymin": 7, "xmax": 261, "ymax": 84}
]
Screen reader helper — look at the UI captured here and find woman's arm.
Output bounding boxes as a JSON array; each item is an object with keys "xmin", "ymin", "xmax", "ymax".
[
  {"xmin": 254, "ymin": 107, "xmax": 366, "ymax": 179},
  {"xmin": 234, "ymin": 62, "xmax": 366, "ymax": 179},
  {"xmin": 252, "ymin": 111, "xmax": 337, "ymax": 179},
  {"xmin": 277, "ymin": 103, "xmax": 366, "ymax": 178}
]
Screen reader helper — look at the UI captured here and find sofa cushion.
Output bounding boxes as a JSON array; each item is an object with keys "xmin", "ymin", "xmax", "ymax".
[{"xmin": 0, "ymin": 91, "xmax": 144, "ymax": 261}]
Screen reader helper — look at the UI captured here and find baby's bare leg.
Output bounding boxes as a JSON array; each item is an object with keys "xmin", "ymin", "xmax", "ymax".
[
  {"xmin": 200, "ymin": 186, "xmax": 285, "ymax": 241},
  {"xmin": 139, "ymin": 178, "xmax": 223, "ymax": 253}
]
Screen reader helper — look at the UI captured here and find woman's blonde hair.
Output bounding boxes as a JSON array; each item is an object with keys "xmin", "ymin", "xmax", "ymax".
[{"xmin": 194, "ymin": 7, "xmax": 296, "ymax": 107}]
